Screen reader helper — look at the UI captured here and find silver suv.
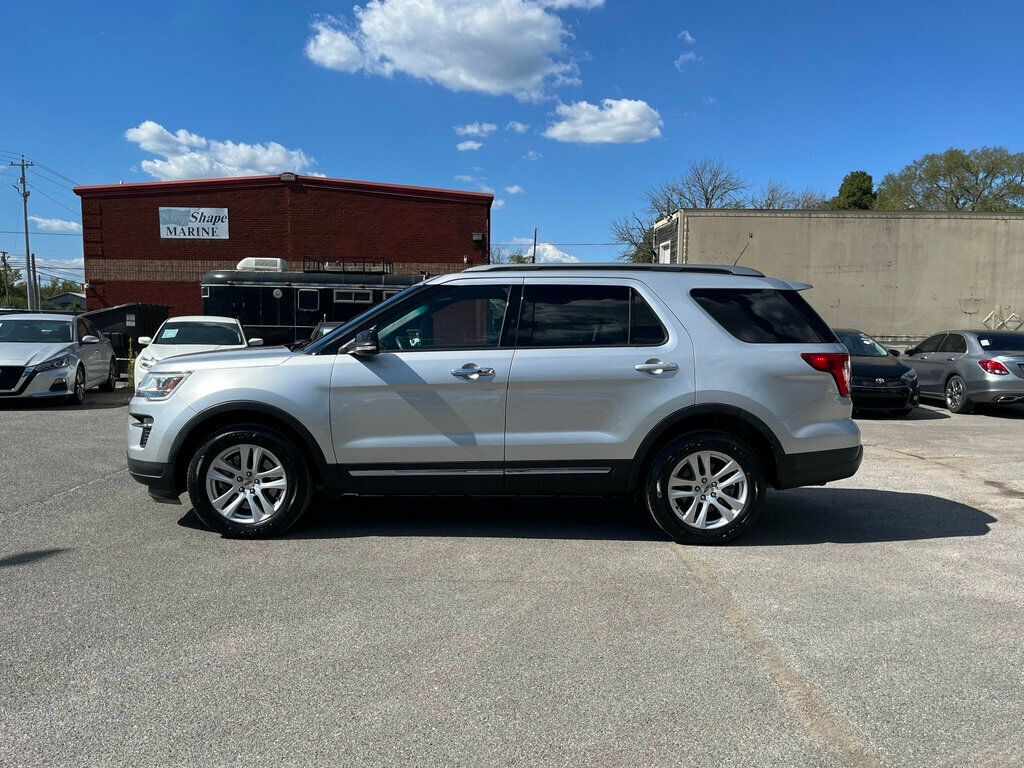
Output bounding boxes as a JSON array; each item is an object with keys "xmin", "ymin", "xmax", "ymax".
[{"xmin": 127, "ymin": 264, "xmax": 862, "ymax": 543}]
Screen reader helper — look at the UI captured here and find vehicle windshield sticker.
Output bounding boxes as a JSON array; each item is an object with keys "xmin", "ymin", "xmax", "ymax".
[
  {"xmin": 980, "ymin": 338, "xmax": 990, "ymax": 346},
  {"xmin": 163, "ymin": 328, "xmax": 178, "ymax": 339}
]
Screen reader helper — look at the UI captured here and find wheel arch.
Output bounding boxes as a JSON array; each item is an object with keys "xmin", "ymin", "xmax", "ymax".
[
  {"xmin": 169, "ymin": 401, "xmax": 334, "ymax": 495},
  {"xmin": 628, "ymin": 404, "xmax": 783, "ymax": 491}
]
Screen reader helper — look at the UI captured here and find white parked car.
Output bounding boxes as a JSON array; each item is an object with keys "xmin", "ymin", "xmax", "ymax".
[
  {"xmin": 134, "ymin": 316, "xmax": 260, "ymax": 382},
  {"xmin": 0, "ymin": 313, "xmax": 117, "ymax": 404}
]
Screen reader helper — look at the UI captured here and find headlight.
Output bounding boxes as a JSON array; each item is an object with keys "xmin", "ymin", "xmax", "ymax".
[
  {"xmin": 136, "ymin": 371, "xmax": 191, "ymax": 400},
  {"xmin": 138, "ymin": 355, "xmax": 156, "ymax": 369},
  {"xmin": 900, "ymin": 369, "xmax": 917, "ymax": 382},
  {"xmin": 32, "ymin": 354, "xmax": 71, "ymax": 373}
]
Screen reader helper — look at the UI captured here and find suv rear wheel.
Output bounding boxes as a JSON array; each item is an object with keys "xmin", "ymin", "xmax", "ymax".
[
  {"xmin": 187, "ymin": 425, "xmax": 313, "ymax": 537},
  {"xmin": 643, "ymin": 431, "xmax": 766, "ymax": 544}
]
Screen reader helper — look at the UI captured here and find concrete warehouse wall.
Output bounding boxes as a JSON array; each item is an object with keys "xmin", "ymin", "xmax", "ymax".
[{"xmin": 654, "ymin": 210, "xmax": 1024, "ymax": 340}]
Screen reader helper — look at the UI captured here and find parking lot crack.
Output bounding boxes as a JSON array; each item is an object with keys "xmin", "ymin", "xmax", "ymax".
[
  {"xmin": 671, "ymin": 545, "xmax": 881, "ymax": 768},
  {"xmin": 5, "ymin": 466, "xmax": 128, "ymax": 515}
]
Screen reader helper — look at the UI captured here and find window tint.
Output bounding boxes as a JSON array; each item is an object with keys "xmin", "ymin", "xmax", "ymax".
[
  {"xmin": 938, "ymin": 334, "xmax": 967, "ymax": 354},
  {"xmin": 976, "ymin": 332, "xmax": 1024, "ymax": 352},
  {"xmin": 155, "ymin": 321, "xmax": 243, "ymax": 345},
  {"xmin": 0, "ymin": 319, "xmax": 72, "ymax": 343},
  {"xmin": 690, "ymin": 289, "xmax": 835, "ymax": 344},
  {"xmin": 76, "ymin": 319, "xmax": 89, "ymax": 342},
  {"xmin": 915, "ymin": 334, "xmax": 946, "ymax": 354},
  {"xmin": 515, "ymin": 285, "xmax": 666, "ymax": 347},
  {"xmin": 378, "ymin": 284, "xmax": 510, "ymax": 351}
]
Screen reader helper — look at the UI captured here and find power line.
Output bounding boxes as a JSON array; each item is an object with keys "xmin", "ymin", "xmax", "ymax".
[{"xmin": 27, "ymin": 182, "xmax": 81, "ymax": 218}]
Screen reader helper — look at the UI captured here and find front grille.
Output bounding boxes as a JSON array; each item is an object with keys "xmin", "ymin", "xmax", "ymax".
[
  {"xmin": 139, "ymin": 426, "xmax": 153, "ymax": 448},
  {"xmin": 0, "ymin": 366, "xmax": 25, "ymax": 390},
  {"xmin": 852, "ymin": 376, "xmax": 904, "ymax": 388}
]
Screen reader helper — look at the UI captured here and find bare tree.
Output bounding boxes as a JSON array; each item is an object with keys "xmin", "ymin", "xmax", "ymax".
[
  {"xmin": 611, "ymin": 213, "xmax": 656, "ymax": 263},
  {"xmin": 644, "ymin": 158, "xmax": 749, "ymax": 216},
  {"xmin": 750, "ymin": 180, "xmax": 829, "ymax": 210},
  {"xmin": 489, "ymin": 246, "xmax": 531, "ymax": 264}
]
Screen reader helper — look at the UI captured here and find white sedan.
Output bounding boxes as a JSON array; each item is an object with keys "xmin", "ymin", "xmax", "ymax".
[{"xmin": 134, "ymin": 316, "xmax": 261, "ymax": 382}]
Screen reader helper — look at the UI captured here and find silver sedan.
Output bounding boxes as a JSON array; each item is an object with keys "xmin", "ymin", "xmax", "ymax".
[
  {"xmin": 0, "ymin": 313, "xmax": 118, "ymax": 404},
  {"xmin": 904, "ymin": 330, "xmax": 1024, "ymax": 413}
]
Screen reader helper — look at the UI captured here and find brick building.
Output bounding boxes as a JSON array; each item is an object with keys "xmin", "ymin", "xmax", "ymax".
[{"xmin": 74, "ymin": 173, "xmax": 493, "ymax": 315}]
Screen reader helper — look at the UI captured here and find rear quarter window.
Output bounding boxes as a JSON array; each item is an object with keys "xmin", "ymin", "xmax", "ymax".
[{"xmin": 690, "ymin": 288, "xmax": 837, "ymax": 344}]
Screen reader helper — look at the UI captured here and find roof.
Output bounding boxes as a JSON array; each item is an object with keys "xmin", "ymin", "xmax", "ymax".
[
  {"xmin": 467, "ymin": 263, "xmax": 765, "ymax": 277},
  {"xmin": 163, "ymin": 316, "xmax": 240, "ymax": 324},
  {"xmin": 48, "ymin": 292, "xmax": 86, "ymax": 300},
  {"xmin": 73, "ymin": 173, "xmax": 493, "ymax": 205},
  {"xmin": 654, "ymin": 208, "xmax": 1024, "ymax": 228},
  {"xmin": 0, "ymin": 313, "xmax": 73, "ymax": 321},
  {"xmin": 201, "ymin": 270, "xmax": 422, "ymax": 287}
]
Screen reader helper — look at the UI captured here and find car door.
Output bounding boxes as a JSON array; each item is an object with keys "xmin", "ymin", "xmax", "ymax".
[
  {"xmin": 935, "ymin": 333, "xmax": 968, "ymax": 387},
  {"xmin": 329, "ymin": 278, "xmax": 519, "ymax": 493},
  {"xmin": 75, "ymin": 318, "xmax": 103, "ymax": 385},
  {"xmin": 907, "ymin": 333, "xmax": 947, "ymax": 393},
  {"xmin": 504, "ymin": 278, "xmax": 695, "ymax": 494}
]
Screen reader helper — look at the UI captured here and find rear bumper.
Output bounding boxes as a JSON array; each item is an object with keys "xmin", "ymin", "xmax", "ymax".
[
  {"xmin": 965, "ymin": 384, "xmax": 1024, "ymax": 404},
  {"xmin": 127, "ymin": 456, "xmax": 181, "ymax": 504},
  {"xmin": 774, "ymin": 445, "xmax": 863, "ymax": 490}
]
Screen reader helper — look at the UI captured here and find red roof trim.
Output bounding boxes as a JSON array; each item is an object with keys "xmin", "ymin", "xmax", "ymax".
[{"xmin": 73, "ymin": 173, "xmax": 494, "ymax": 205}]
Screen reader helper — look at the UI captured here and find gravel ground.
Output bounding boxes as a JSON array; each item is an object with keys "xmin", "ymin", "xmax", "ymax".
[{"xmin": 1, "ymin": 390, "xmax": 1021, "ymax": 767}]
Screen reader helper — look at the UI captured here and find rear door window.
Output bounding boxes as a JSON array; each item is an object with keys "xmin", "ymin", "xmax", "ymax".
[
  {"xmin": 516, "ymin": 285, "xmax": 667, "ymax": 347},
  {"xmin": 689, "ymin": 288, "xmax": 836, "ymax": 344}
]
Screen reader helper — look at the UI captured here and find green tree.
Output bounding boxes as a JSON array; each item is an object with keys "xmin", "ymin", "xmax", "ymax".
[
  {"xmin": 875, "ymin": 147, "xmax": 1024, "ymax": 211},
  {"xmin": 489, "ymin": 247, "xmax": 532, "ymax": 264},
  {"xmin": 1, "ymin": 260, "xmax": 27, "ymax": 308},
  {"xmin": 611, "ymin": 213, "xmax": 656, "ymax": 263},
  {"xmin": 829, "ymin": 171, "xmax": 876, "ymax": 210}
]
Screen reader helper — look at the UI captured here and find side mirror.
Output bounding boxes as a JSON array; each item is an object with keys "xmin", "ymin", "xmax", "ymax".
[
  {"xmin": 81, "ymin": 335, "xmax": 99, "ymax": 345},
  {"xmin": 138, "ymin": 336, "xmax": 152, "ymax": 346},
  {"xmin": 351, "ymin": 329, "xmax": 380, "ymax": 356},
  {"xmin": 888, "ymin": 348, "xmax": 901, "ymax": 357},
  {"xmin": 248, "ymin": 337, "xmax": 264, "ymax": 347}
]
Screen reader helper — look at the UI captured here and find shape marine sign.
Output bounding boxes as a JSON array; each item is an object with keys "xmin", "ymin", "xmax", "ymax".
[{"xmin": 159, "ymin": 207, "xmax": 229, "ymax": 239}]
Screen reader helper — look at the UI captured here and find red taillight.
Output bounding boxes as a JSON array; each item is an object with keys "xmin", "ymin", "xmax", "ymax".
[
  {"xmin": 801, "ymin": 352, "xmax": 852, "ymax": 398},
  {"xmin": 979, "ymin": 359, "xmax": 1010, "ymax": 375}
]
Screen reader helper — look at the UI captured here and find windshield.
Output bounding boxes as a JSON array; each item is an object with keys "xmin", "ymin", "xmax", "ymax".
[
  {"xmin": 0, "ymin": 318, "xmax": 73, "ymax": 343},
  {"xmin": 154, "ymin": 321, "xmax": 242, "ymax": 346},
  {"xmin": 836, "ymin": 329, "xmax": 889, "ymax": 358},
  {"xmin": 976, "ymin": 332, "xmax": 1024, "ymax": 352},
  {"xmin": 303, "ymin": 284, "xmax": 427, "ymax": 354}
]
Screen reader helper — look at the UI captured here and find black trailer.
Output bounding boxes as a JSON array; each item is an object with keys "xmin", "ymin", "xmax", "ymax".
[
  {"xmin": 81, "ymin": 303, "xmax": 170, "ymax": 375},
  {"xmin": 200, "ymin": 269, "xmax": 423, "ymax": 346}
]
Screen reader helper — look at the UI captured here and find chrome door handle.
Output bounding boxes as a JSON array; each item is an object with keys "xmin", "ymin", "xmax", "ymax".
[
  {"xmin": 946, "ymin": 357, "xmax": 956, "ymax": 361},
  {"xmin": 635, "ymin": 359, "xmax": 678, "ymax": 374},
  {"xmin": 450, "ymin": 365, "xmax": 495, "ymax": 379}
]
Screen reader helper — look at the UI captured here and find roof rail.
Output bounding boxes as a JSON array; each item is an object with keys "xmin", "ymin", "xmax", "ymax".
[{"xmin": 466, "ymin": 262, "xmax": 765, "ymax": 277}]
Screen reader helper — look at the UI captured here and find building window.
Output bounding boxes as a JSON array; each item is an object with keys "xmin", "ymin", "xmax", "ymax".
[
  {"xmin": 334, "ymin": 289, "xmax": 373, "ymax": 304},
  {"xmin": 659, "ymin": 241, "xmax": 672, "ymax": 264},
  {"xmin": 201, "ymin": 286, "xmax": 210, "ymax": 298},
  {"xmin": 297, "ymin": 289, "xmax": 320, "ymax": 312}
]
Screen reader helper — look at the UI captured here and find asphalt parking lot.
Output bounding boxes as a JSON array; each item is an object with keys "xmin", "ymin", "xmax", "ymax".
[{"xmin": 1, "ymin": 390, "xmax": 1022, "ymax": 767}]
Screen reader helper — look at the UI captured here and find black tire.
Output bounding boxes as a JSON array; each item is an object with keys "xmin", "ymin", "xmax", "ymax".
[
  {"xmin": 64, "ymin": 365, "xmax": 86, "ymax": 405},
  {"xmin": 98, "ymin": 357, "xmax": 117, "ymax": 392},
  {"xmin": 187, "ymin": 425, "xmax": 313, "ymax": 538},
  {"xmin": 643, "ymin": 431, "xmax": 766, "ymax": 545},
  {"xmin": 945, "ymin": 375, "xmax": 973, "ymax": 414}
]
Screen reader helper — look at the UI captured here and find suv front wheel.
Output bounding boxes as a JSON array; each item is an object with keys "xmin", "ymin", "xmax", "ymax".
[
  {"xmin": 187, "ymin": 425, "xmax": 313, "ymax": 537},
  {"xmin": 643, "ymin": 431, "xmax": 766, "ymax": 544}
]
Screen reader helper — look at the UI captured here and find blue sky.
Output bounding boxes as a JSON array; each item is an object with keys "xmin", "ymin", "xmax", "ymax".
[{"xmin": 4, "ymin": 0, "xmax": 1024, "ymax": 278}]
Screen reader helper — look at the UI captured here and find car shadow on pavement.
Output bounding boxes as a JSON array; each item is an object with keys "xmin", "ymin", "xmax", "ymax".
[
  {"xmin": 0, "ymin": 385, "xmax": 132, "ymax": 412},
  {"xmin": 740, "ymin": 487, "xmax": 995, "ymax": 545},
  {"xmin": 0, "ymin": 548, "xmax": 68, "ymax": 568},
  {"xmin": 855, "ymin": 406, "xmax": 949, "ymax": 421}
]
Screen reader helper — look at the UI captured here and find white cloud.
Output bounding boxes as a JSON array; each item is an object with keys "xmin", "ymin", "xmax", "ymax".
[
  {"xmin": 701, "ymin": 95, "xmax": 718, "ymax": 105},
  {"xmin": 505, "ymin": 184, "xmax": 525, "ymax": 194},
  {"xmin": 456, "ymin": 140, "xmax": 483, "ymax": 151},
  {"xmin": 678, "ymin": 30, "xmax": 696, "ymax": 44},
  {"xmin": 674, "ymin": 51, "xmax": 702, "ymax": 71},
  {"xmin": 506, "ymin": 121, "xmax": 530, "ymax": 133},
  {"xmin": 543, "ymin": 98, "xmax": 662, "ymax": 144},
  {"xmin": 454, "ymin": 174, "xmax": 476, "ymax": 183},
  {"xmin": 455, "ymin": 121, "xmax": 497, "ymax": 137},
  {"xmin": 29, "ymin": 216, "xmax": 82, "ymax": 233},
  {"xmin": 510, "ymin": 238, "xmax": 580, "ymax": 262},
  {"xmin": 523, "ymin": 149, "xmax": 542, "ymax": 161},
  {"xmin": 305, "ymin": 21, "xmax": 363, "ymax": 72},
  {"xmin": 303, "ymin": 0, "xmax": 601, "ymax": 100},
  {"xmin": 125, "ymin": 120, "xmax": 318, "ymax": 180},
  {"xmin": 493, "ymin": 198, "xmax": 507, "ymax": 209}
]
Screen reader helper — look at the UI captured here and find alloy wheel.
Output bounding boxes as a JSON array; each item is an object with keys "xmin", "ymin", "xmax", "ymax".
[
  {"xmin": 204, "ymin": 444, "xmax": 288, "ymax": 524},
  {"xmin": 667, "ymin": 450, "xmax": 748, "ymax": 530},
  {"xmin": 946, "ymin": 377, "xmax": 964, "ymax": 410}
]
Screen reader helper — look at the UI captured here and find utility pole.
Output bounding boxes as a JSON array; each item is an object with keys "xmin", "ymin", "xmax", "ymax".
[
  {"xmin": 30, "ymin": 253, "xmax": 41, "ymax": 309},
  {"xmin": 10, "ymin": 156, "xmax": 35, "ymax": 310},
  {"xmin": 531, "ymin": 227, "xmax": 538, "ymax": 264},
  {"xmin": 0, "ymin": 251, "xmax": 9, "ymax": 307}
]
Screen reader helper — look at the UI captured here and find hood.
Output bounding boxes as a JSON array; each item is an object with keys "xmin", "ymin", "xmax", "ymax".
[
  {"xmin": 0, "ymin": 342, "xmax": 74, "ymax": 367},
  {"xmin": 149, "ymin": 345, "xmax": 292, "ymax": 372},
  {"xmin": 140, "ymin": 343, "xmax": 245, "ymax": 365},
  {"xmin": 850, "ymin": 354, "xmax": 911, "ymax": 379}
]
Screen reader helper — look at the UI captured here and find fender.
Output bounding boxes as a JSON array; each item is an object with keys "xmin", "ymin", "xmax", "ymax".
[
  {"xmin": 170, "ymin": 400, "xmax": 337, "ymax": 494},
  {"xmin": 627, "ymin": 403, "xmax": 784, "ymax": 490}
]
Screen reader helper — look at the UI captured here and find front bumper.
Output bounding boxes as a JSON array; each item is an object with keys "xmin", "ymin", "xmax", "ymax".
[
  {"xmin": 775, "ymin": 445, "xmax": 863, "ymax": 489},
  {"xmin": 127, "ymin": 456, "xmax": 181, "ymax": 503},
  {"xmin": 850, "ymin": 381, "xmax": 919, "ymax": 411},
  {"xmin": 0, "ymin": 366, "xmax": 74, "ymax": 399}
]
